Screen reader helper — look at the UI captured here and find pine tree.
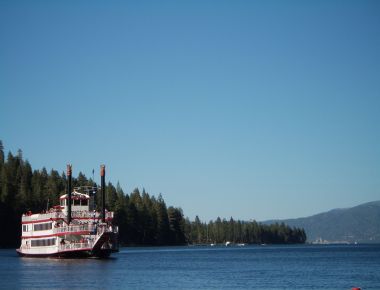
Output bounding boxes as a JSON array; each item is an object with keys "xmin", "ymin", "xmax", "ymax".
[
  {"xmin": 16, "ymin": 160, "xmax": 33, "ymax": 212},
  {"xmin": 113, "ymin": 187, "xmax": 128, "ymax": 244},
  {"xmin": 141, "ymin": 189, "xmax": 157, "ymax": 245},
  {"xmin": 126, "ymin": 200, "xmax": 139, "ymax": 244},
  {"xmin": 76, "ymin": 172, "xmax": 88, "ymax": 187},
  {"xmin": 0, "ymin": 141, "xmax": 4, "ymax": 202},
  {"xmin": 106, "ymin": 182, "xmax": 117, "ymax": 211},
  {"xmin": 2, "ymin": 152, "xmax": 17, "ymax": 206},
  {"xmin": 0, "ymin": 140, "xmax": 4, "ymax": 165},
  {"xmin": 155, "ymin": 194, "xmax": 170, "ymax": 245},
  {"xmin": 168, "ymin": 207, "xmax": 186, "ymax": 244}
]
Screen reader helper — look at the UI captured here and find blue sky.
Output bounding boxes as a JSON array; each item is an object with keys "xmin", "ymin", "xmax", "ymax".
[{"xmin": 1, "ymin": 0, "xmax": 379, "ymax": 221}]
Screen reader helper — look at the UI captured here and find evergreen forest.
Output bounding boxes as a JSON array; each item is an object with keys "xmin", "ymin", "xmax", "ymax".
[{"xmin": 0, "ymin": 141, "xmax": 306, "ymax": 248}]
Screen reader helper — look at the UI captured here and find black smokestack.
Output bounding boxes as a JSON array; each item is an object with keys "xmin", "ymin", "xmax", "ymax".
[
  {"xmin": 67, "ymin": 164, "xmax": 72, "ymax": 224},
  {"xmin": 101, "ymin": 165, "xmax": 106, "ymax": 223}
]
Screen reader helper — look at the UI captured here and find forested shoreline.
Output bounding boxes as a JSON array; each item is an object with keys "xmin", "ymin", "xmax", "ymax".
[{"xmin": 0, "ymin": 141, "xmax": 306, "ymax": 248}]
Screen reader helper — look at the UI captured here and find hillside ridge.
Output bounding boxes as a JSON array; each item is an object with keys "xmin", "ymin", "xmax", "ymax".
[{"xmin": 263, "ymin": 200, "xmax": 380, "ymax": 243}]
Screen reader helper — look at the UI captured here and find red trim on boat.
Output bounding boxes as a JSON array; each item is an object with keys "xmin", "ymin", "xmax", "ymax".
[
  {"xmin": 59, "ymin": 247, "xmax": 93, "ymax": 252},
  {"xmin": 22, "ymin": 218, "xmax": 55, "ymax": 224},
  {"xmin": 21, "ymin": 217, "xmax": 112, "ymax": 224},
  {"xmin": 21, "ymin": 231, "xmax": 91, "ymax": 239},
  {"xmin": 16, "ymin": 248, "xmax": 94, "ymax": 257},
  {"xmin": 16, "ymin": 247, "xmax": 114, "ymax": 258}
]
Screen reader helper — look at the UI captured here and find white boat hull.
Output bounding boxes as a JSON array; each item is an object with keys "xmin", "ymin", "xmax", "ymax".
[{"xmin": 17, "ymin": 231, "xmax": 118, "ymax": 258}]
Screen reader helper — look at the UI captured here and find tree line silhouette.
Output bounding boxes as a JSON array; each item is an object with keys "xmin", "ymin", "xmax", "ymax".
[{"xmin": 0, "ymin": 141, "xmax": 306, "ymax": 247}]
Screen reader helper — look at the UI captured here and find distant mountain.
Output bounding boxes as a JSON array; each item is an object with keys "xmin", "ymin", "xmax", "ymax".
[{"xmin": 263, "ymin": 201, "xmax": 380, "ymax": 243}]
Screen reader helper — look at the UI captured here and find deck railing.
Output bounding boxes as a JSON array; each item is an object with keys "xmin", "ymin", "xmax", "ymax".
[
  {"xmin": 54, "ymin": 224, "xmax": 117, "ymax": 234},
  {"xmin": 59, "ymin": 242, "xmax": 93, "ymax": 251},
  {"xmin": 54, "ymin": 224, "xmax": 96, "ymax": 234},
  {"xmin": 22, "ymin": 211, "xmax": 114, "ymax": 222},
  {"xmin": 71, "ymin": 211, "xmax": 113, "ymax": 219},
  {"xmin": 22, "ymin": 211, "xmax": 63, "ymax": 222}
]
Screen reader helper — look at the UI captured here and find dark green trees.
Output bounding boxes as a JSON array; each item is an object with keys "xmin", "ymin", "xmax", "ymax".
[
  {"xmin": 111, "ymin": 190, "xmax": 186, "ymax": 246},
  {"xmin": 167, "ymin": 207, "xmax": 186, "ymax": 244},
  {"xmin": 0, "ymin": 141, "xmax": 306, "ymax": 247},
  {"xmin": 184, "ymin": 218, "xmax": 307, "ymax": 245}
]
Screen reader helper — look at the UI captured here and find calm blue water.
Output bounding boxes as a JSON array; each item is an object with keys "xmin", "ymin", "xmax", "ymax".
[{"xmin": 0, "ymin": 244, "xmax": 379, "ymax": 289}]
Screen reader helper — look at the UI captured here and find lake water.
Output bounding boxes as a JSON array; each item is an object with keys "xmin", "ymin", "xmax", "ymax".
[{"xmin": 0, "ymin": 244, "xmax": 379, "ymax": 289}]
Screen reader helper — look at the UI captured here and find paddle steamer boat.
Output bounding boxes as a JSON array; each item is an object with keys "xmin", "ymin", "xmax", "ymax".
[{"xmin": 17, "ymin": 165, "xmax": 118, "ymax": 258}]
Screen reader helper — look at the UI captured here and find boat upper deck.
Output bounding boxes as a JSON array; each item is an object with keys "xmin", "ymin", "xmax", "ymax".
[{"xmin": 22, "ymin": 210, "xmax": 114, "ymax": 223}]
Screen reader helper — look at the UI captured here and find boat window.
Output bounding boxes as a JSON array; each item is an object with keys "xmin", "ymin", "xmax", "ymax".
[
  {"xmin": 22, "ymin": 225, "xmax": 27, "ymax": 232},
  {"xmin": 31, "ymin": 238, "xmax": 56, "ymax": 247},
  {"xmin": 81, "ymin": 199, "xmax": 88, "ymax": 206},
  {"xmin": 74, "ymin": 199, "xmax": 80, "ymax": 206},
  {"xmin": 33, "ymin": 222, "xmax": 53, "ymax": 231}
]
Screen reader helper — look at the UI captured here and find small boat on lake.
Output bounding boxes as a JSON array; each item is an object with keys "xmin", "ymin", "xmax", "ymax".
[{"xmin": 16, "ymin": 165, "xmax": 119, "ymax": 258}]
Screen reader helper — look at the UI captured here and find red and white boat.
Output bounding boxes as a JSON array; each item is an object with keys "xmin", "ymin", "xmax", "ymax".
[{"xmin": 17, "ymin": 165, "xmax": 119, "ymax": 258}]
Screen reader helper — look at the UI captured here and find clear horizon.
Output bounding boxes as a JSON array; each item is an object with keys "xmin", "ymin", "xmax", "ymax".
[{"xmin": 1, "ymin": 1, "xmax": 379, "ymax": 221}]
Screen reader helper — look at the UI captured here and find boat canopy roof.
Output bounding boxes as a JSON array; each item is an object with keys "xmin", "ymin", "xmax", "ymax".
[{"xmin": 60, "ymin": 191, "xmax": 90, "ymax": 200}]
